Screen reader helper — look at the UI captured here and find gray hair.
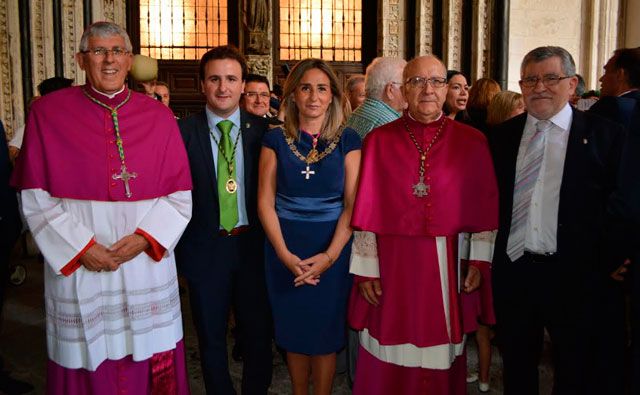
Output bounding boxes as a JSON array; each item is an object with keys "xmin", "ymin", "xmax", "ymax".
[
  {"xmin": 520, "ymin": 46, "xmax": 576, "ymax": 77},
  {"xmin": 78, "ymin": 21, "xmax": 132, "ymax": 53},
  {"xmin": 365, "ymin": 57, "xmax": 407, "ymax": 100},
  {"xmin": 345, "ymin": 74, "xmax": 365, "ymax": 93}
]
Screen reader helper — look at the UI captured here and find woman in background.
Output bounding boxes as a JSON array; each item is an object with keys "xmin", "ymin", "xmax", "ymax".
[
  {"xmin": 466, "ymin": 77, "xmax": 501, "ymax": 134},
  {"xmin": 487, "ymin": 90, "xmax": 525, "ymax": 127},
  {"xmin": 444, "ymin": 70, "xmax": 470, "ymax": 122}
]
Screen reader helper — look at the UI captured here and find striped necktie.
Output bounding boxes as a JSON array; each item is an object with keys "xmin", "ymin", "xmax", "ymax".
[{"xmin": 506, "ymin": 120, "xmax": 552, "ymax": 261}]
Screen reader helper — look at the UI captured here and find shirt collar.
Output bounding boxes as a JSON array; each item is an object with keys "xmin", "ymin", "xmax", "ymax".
[
  {"xmin": 91, "ymin": 85, "xmax": 125, "ymax": 99},
  {"xmin": 407, "ymin": 109, "xmax": 443, "ymax": 124},
  {"xmin": 205, "ymin": 106, "xmax": 241, "ymax": 132},
  {"xmin": 525, "ymin": 102, "xmax": 572, "ymax": 132},
  {"xmin": 618, "ymin": 89, "xmax": 639, "ymax": 97},
  {"xmin": 366, "ymin": 97, "xmax": 401, "ymax": 117}
]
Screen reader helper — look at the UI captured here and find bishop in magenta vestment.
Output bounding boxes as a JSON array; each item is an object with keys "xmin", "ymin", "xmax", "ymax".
[
  {"xmin": 348, "ymin": 113, "xmax": 498, "ymax": 394},
  {"xmin": 11, "ymin": 84, "xmax": 193, "ymax": 394}
]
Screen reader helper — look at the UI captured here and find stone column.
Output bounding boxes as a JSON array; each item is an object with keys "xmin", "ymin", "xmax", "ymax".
[
  {"xmin": 624, "ymin": 0, "xmax": 640, "ymax": 47},
  {"xmin": 470, "ymin": 0, "xmax": 491, "ymax": 81},
  {"xmin": 415, "ymin": 0, "xmax": 434, "ymax": 56},
  {"xmin": 92, "ymin": 0, "xmax": 127, "ymax": 28},
  {"xmin": 0, "ymin": 0, "xmax": 25, "ymax": 137},
  {"xmin": 30, "ymin": 0, "xmax": 56, "ymax": 96},
  {"xmin": 62, "ymin": 0, "xmax": 85, "ymax": 84},
  {"xmin": 378, "ymin": 0, "xmax": 406, "ymax": 58},
  {"xmin": 581, "ymin": 0, "xmax": 620, "ymax": 90},
  {"xmin": 442, "ymin": 0, "xmax": 463, "ymax": 70},
  {"xmin": 244, "ymin": 0, "xmax": 274, "ymax": 84}
]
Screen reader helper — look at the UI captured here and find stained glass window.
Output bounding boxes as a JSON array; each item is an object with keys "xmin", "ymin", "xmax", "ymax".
[
  {"xmin": 279, "ymin": 0, "xmax": 362, "ymax": 61},
  {"xmin": 139, "ymin": 0, "xmax": 228, "ymax": 60}
]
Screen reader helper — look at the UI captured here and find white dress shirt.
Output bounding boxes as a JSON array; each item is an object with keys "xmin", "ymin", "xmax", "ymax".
[{"xmin": 514, "ymin": 103, "xmax": 573, "ymax": 254}]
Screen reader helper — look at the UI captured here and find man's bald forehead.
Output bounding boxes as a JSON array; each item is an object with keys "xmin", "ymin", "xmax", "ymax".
[{"xmin": 403, "ymin": 55, "xmax": 446, "ymax": 80}]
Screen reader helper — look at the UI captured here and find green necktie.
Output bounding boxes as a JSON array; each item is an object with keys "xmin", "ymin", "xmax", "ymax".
[{"xmin": 216, "ymin": 120, "xmax": 238, "ymax": 232}]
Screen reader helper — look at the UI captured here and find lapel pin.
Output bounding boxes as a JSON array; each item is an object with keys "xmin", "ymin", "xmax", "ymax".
[
  {"xmin": 245, "ymin": 123, "xmax": 250, "ymax": 129},
  {"xmin": 583, "ymin": 138, "xmax": 588, "ymax": 144}
]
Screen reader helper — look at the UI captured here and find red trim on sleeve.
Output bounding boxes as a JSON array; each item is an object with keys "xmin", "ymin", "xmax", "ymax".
[
  {"xmin": 61, "ymin": 238, "xmax": 97, "ymax": 276},
  {"xmin": 353, "ymin": 275, "xmax": 377, "ymax": 284},
  {"xmin": 468, "ymin": 260, "xmax": 491, "ymax": 270},
  {"xmin": 134, "ymin": 228, "xmax": 166, "ymax": 262}
]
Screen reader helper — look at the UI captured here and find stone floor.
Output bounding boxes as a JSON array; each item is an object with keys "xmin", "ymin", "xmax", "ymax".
[{"xmin": 0, "ymin": 254, "xmax": 554, "ymax": 394}]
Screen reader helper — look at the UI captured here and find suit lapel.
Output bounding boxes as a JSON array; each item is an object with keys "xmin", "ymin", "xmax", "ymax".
[
  {"xmin": 558, "ymin": 108, "xmax": 588, "ymax": 222},
  {"xmin": 505, "ymin": 115, "xmax": 527, "ymax": 204},
  {"xmin": 195, "ymin": 111, "xmax": 218, "ymax": 192},
  {"xmin": 240, "ymin": 111, "xmax": 256, "ymax": 198}
]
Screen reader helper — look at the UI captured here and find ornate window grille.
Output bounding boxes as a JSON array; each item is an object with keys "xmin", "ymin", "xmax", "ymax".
[
  {"xmin": 279, "ymin": 0, "xmax": 362, "ymax": 61},
  {"xmin": 139, "ymin": 0, "xmax": 228, "ymax": 60}
]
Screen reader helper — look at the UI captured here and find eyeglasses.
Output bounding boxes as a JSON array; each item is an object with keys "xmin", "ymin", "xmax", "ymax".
[
  {"xmin": 244, "ymin": 92, "xmax": 270, "ymax": 99},
  {"xmin": 81, "ymin": 47, "xmax": 130, "ymax": 58},
  {"xmin": 405, "ymin": 76, "xmax": 448, "ymax": 89},
  {"xmin": 519, "ymin": 75, "xmax": 574, "ymax": 88}
]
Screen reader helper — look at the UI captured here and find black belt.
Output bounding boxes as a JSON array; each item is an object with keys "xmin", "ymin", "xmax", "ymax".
[
  {"xmin": 523, "ymin": 251, "xmax": 557, "ymax": 264},
  {"xmin": 218, "ymin": 225, "xmax": 250, "ymax": 237}
]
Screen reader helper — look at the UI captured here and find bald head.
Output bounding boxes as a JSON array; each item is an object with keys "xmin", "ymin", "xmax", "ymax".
[
  {"xmin": 402, "ymin": 55, "xmax": 448, "ymax": 124},
  {"xmin": 403, "ymin": 55, "xmax": 447, "ymax": 82}
]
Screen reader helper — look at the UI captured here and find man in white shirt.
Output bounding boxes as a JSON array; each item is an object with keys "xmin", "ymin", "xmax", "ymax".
[{"xmin": 489, "ymin": 46, "xmax": 626, "ymax": 395}]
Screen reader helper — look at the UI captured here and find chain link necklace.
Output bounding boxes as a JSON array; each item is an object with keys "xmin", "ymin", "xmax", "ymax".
[
  {"xmin": 209, "ymin": 128, "xmax": 242, "ymax": 193},
  {"xmin": 403, "ymin": 114, "xmax": 446, "ymax": 197},
  {"xmin": 82, "ymin": 88, "xmax": 136, "ymax": 198},
  {"xmin": 285, "ymin": 129, "xmax": 343, "ymax": 180}
]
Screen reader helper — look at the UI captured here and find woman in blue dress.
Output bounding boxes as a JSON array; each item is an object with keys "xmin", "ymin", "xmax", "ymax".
[{"xmin": 258, "ymin": 58, "xmax": 361, "ymax": 395}]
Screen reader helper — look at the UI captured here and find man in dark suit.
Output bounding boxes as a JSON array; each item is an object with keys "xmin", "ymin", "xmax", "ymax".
[
  {"xmin": 489, "ymin": 46, "xmax": 626, "ymax": 395},
  {"xmin": 589, "ymin": 47, "xmax": 640, "ymax": 128},
  {"xmin": 176, "ymin": 45, "xmax": 272, "ymax": 395},
  {"xmin": 590, "ymin": 47, "xmax": 640, "ymax": 393}
]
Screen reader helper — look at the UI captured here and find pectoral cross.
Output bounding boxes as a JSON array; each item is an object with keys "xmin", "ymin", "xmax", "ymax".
[
  {"xmin": 301, "ymin": 165, "xmax": 315, "ymax": 180},
  {"xmin": 412, "ymin": 175, "xmax": 430, "ymax": 197},
  {"xmin": 112, "ymin": 164, "xmax": 138, "ymax": 198}
]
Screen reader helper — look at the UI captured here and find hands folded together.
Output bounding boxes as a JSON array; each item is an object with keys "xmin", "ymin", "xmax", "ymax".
[
  {"xmin": 281, "ymin": 251, "xmax": 335, "ymax": 287},
  {"xmin": 79, "ymin": 234, "xmax": 150, "ymax": 272}
]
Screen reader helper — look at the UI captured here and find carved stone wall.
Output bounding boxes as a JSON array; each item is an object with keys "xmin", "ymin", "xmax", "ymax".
[
  {"xmin": 379, "ymin": 0, "xmax": 406, "ymax": 58},
  {"xmin": 624, "ymin": 0, "xmax": 640, "ymax": 47},
  {"xmin": 0, "ymin": 0, "xmax": 24, "ymax": 137},
  {"xmin": 442, "ymin": 0, "xmax": 463, "ymax": 70},
  {"xmin": 247, "ymin": 55, "xmax": 273, "ymax": 84},
  {"xmin": 415, "ymin": 0, "xmax": 434, "ymax": 55},
  {"xmin": 508, "ymin": 0, "xmax": 584, "ymax": 90},
  {"xmin": 244, "ymin": 0, "xmax": 273, "ymax": 84},
  {"xmin": 30, "ymin": 0, "xmax": 56, "ymax": 95},
  {"xmin": 93, "ymin": 0, "xmax": 127, "ymax": 27},
  {"xmin": 508, "ymin": 0, "xmax": 620, "ymax": 91},
  {"xmin": 580, "ymin": 0, "xmax": 620, "ymax": 89},
  {"xmin": 62, "ymin": 0, "xmax": 85, "ymax": 83},
  {"xmin": 470, "ymin": 0, "xmax": 491, "ymax": 82}
]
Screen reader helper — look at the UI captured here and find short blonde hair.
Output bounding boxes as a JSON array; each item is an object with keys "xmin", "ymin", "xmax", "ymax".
[
  {"xmin": 487, "ymin": 91, "xmax": 524, "ymax": 126},
  {"xmin": 282, "ymin": 59, "xmax": 344, "ymax": 141}
]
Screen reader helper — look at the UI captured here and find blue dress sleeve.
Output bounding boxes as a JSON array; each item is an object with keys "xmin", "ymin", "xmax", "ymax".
[
  {"xmin": 341, "ymin": 127, "xmax": 362, "ymax": 153},
  {"xmin": 262, "ymin": 127, "xmax": 284, "ymax": 150}
]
